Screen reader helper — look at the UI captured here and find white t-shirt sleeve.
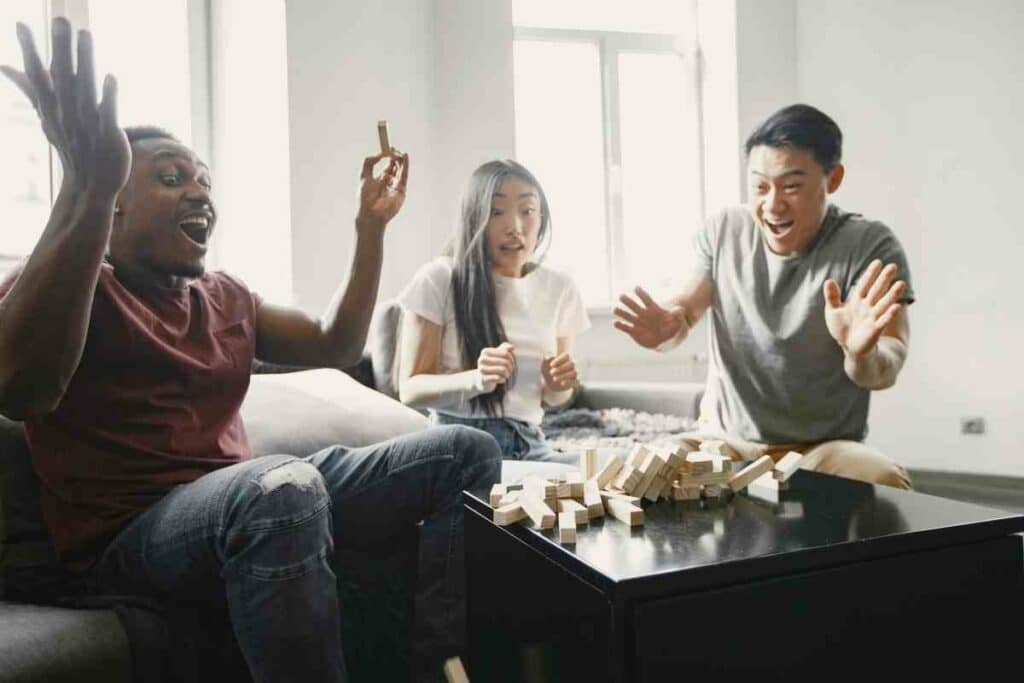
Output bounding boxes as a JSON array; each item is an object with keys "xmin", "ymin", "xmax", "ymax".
[
  {"xmin": 397, "ymin": 258, "xmax": 452, "ymax": 326},
  {"xmin": 555, "ymin": 275, "xmax": 591, "ymax": 338}
]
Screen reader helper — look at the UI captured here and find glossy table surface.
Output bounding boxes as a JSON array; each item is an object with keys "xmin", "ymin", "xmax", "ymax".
[{"xmin": 466, "ymin": 470, "xmax": 1024, "ymax": 598}]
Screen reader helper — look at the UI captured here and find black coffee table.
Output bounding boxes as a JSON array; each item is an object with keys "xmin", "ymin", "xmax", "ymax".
[{"xmin": 464, "ymin": 470, "xmax": 1024, "ymax": 681}]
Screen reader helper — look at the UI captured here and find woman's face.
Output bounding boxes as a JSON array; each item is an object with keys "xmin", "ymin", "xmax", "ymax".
[{"xmin": 485, "ymin": 176, "xmax": 543, "ymax": 277}]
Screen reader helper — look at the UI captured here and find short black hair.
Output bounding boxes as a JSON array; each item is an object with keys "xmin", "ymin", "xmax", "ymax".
[
  {"xmin": 124, "ymin": 125, "xmax": 179, "ymax": 146},
  {"xmin": 744, "ymin": 104, "xmax": 842, "ymax": 172}
]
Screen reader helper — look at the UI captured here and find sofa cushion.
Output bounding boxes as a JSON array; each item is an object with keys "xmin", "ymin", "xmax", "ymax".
[
  {"xmin": 0, "ymin": 601, "xmax": 132, "ymax": 682},
  {"xmin": 241, "ymin": 368, "xmax": 428, "ymax": 456},
  {"xmin": 0, "ymin": 416, "xmax": 68, "ymax": 598},
  {"xmin": 367, "ymin": 298, "xmax": 403, "ymax": 399}
]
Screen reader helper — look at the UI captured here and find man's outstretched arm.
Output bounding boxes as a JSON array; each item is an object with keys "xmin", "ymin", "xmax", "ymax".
[
  {"xmin": 254, "ymin": 153, "xmax": 409, "ymax": 370},
  {"xmin": 613, "ymin": 272, "xmax": 714, "ymax": 352},
  {"xmin": 0, "ymin": 20, "xmax": 130, "ymax": 418}
]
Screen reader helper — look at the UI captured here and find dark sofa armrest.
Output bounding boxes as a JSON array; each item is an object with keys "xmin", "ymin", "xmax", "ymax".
[{"xmin": 575, "ymin": 381, "xmax": 704, "ymax": 420}]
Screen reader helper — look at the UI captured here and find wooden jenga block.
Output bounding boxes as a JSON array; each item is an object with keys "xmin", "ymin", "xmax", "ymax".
[
  {"xmin": 748, "ymin": 472, "xmax": 780, "ymax": 503},
  {"xmin": 489, "ymin": 483, "xmax": 507, "ymax": 508},
  {"xmin": 377, "ymin": 120, "xmax": 392, "ymax": 155},
  {"xmin": 773, "ymin": 451, "xmax": 804, "ymax": 482},
  {"xmin": 700, "ymin": 439, "xmax": 741, "ymax": 460},
  {"xmin": 633, "ymin": 452, "xmax": 666, "ymax": 497},
  {"xmin": 702, "ymin": 484, "xmax": 723, "ymax": 498},
  {"xmin": 498, "ymin": 489, "xmax": 520, "ymax": 506},
  {"xmin": 678, "ymin": 437, "xmax": 702, "ymax": 453},
  {"xmin": 558, "ymin": 512, "xmax": 577, "ymax": 544},
  {"xmin": 605, "ymin": 497, "xmax": 644, "ymax": 526},
  {"xmin": 558, "ymin": 499, "xmax": 589, "ymax": 525},
  {"xmin": 522, "ymin": 476, "xmax": 557, "ymax": 499},
  {"xmin": 493, "ymin": 503, "xmax": 525, "ymax": 526},
  {"xmin": 582, "ymin": 479, "xmax": 604, "ymax": 519},
  {"xmin": 581, "ymin": 448, "xmax": 598, "ymax": 479},
  {"xmin": 627, "ymin": 444, "xmax": 651, "ymax": 468},
  {"xmin": 672, "ymin": 482, "xmax": 702, "ymax": 501},
  {"xmin": 600, "ymin": 489, "xmax": 641, "ymax": 504},
  {"xmin": 555, "ymin": 480, "xmax": 571, "ymax": 499},
  {"xmin": 685, "ymin": 457, "xmax": 714, "ymax": 476},
  {"xmin": 613, "ymin": 465, "xmax": 642, "ymax": 492},
  {"xmin": 520, "ymin": 493, "xmax": 556, "ymax": 529},
  {"xmin": 443, "ymin": 656, "xmax": 469, "ymax": 683},
  {"xmin": 565, "ymin": 470, "xmax": 585, "ymax": 498},
  {"xmin": 662, "ymin": 447, "xmax": 685, "ymax": 477},
  {"xmin": 643, "ymin": 476, "xmax": 668, "ymax": 502},
  {"xmin": 677, "ymin": 471, "xmax": 731, "ymax": 486},
  {"xmin": 728, "ymin": 455, "xmax": 775, "ymax": 492},
  {"xmin": 592, "ymin": 455, "xmax": 623, "ymax": 489}
]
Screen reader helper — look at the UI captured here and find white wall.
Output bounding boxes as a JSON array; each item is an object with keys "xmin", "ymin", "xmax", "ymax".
[
  {"xmin": 284, "ymin": 0, "xmax": 436, "ymax": 312},
  {"xmin": 432, "ymin": 0, "xmax": 517, "ymax": 243},
  {"xmin": 284, "ymin": 0, "xmax": 518, "ymax": 312},
  {"xmin": 281, "ymin": 0, "xmax": 1022, "ymax": 477},
  {"xmin": 796, "ymin": 0, "xmax": 1024, "ymax": 477}
]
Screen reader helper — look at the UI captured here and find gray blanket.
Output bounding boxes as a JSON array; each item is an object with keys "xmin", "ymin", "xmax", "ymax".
[{"xmin": 542, "ymin": 407, "xmax": 696, "ymax": 455}]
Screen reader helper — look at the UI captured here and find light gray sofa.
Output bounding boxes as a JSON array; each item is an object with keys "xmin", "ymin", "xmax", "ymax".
[
  {"xmin": 0, "ymin": 367, "xmax": 429, "ymax": 682},
  {"xmin": 0, "ymin": 358, "xmax": 704, "ymax": 681}
]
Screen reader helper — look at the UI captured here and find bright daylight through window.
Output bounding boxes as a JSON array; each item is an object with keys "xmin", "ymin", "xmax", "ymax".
[{"xmin": 513, "ymin": 0, "xmax": 703, "ymax": 307}]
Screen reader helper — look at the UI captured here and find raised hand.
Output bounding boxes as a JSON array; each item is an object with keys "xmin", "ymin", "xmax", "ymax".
[
  {"xmin": 1, "ymin": 19, "xmax": 129, "ymax": 198},
  {"xmin": 541, "ymin": 352, "xmax": 578, "ymax": 392},
  {"xmin": 823, "ymin": 259, "xmax": 906, "ymax": 357},
  {"xmin": 476, "ymin": 342, "xmax": 515, "ymax": 394},
  {"xmin": 356, "ymin": 151, "xmax": 409, "ymax": 235},
  {"xmin": 613, "ymin": 286, "xmax": 685, "ymax": 349}
]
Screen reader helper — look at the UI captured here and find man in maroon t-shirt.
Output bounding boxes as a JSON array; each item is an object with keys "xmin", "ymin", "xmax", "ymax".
[{"xmin": 0, "ymin": 19, "xmax": 500, "ymax": 681}]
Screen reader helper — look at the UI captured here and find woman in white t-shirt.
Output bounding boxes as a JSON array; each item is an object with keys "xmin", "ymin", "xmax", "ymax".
[{"xmin": 397, "ymin": 160, "xmax": 590, "ymax": 462}]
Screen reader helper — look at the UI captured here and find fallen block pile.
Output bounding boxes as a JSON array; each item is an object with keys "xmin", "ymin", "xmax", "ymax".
[{"xmin": 490, "ymin": 441, "xmax": 806, "ymax": 544}]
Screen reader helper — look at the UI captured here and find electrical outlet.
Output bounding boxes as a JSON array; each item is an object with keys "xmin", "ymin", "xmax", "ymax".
[{"xmin": 960, "ymin": 417, "xmax": 986, "ymax": 435}]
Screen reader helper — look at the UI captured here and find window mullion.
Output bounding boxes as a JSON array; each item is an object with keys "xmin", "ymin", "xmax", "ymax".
[
  {"xmin": 52, "ymin": 0, "xmax": 88, "ymax": 26},
  {"xmin": 186, "ymin": 0, "xmax": 211, "ymax": 162},
  {"xmin": 46, "ymin": 1, "xmax": 88, "ymax": 203},
  {"xmin": 600, "ymin": 38, "xmax": 624, "ymax": 304}
]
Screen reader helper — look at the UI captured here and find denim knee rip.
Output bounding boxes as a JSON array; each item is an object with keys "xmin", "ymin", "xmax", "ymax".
[
  {"xmin": 234, "ymin": 463, "xmax": 334, "ymax": 581},
  {"xmin": 256, "ymin": 459, "xmax": 324, "ymax": 495},
  {"xmin": 241, "ymin": 461, "xmax": 331, "ymax": 533}
]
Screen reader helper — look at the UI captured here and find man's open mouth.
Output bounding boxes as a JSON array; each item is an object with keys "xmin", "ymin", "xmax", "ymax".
[
  {"xmin": 764, "ymin": 218, "xmax": 794, "ymax": 236},
  {"xmin": 179, "ymin": 215, "xmax": 211, "ymax": 246}
]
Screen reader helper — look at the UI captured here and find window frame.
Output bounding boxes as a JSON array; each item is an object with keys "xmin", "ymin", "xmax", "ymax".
[{"xmin": 513, "ymin": 25, "xmax": 705, "ymax": 311}]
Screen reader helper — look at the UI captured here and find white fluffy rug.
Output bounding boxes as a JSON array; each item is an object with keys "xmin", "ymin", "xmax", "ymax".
[{"xmin": 541, "ymin": 407, "xmax": 696, "ymax": 456}]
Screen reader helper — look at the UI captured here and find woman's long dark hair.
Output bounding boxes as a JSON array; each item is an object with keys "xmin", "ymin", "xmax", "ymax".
[{"xmin": 447, "ymin": 160, "xmax": 552, "ymax": 417}]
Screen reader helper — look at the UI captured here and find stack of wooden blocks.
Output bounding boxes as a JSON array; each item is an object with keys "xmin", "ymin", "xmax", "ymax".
[{"xmin": 489, "ymin": 441, "xmax": 806, "ymax": 544}]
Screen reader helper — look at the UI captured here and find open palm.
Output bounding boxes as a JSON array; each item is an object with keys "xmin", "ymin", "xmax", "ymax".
[
  {"xmin": 613, "ymin": 287, "xmax": 684, "ymax": 349},
  {"xmin": 1, "ymin": 19, "xmax": 129, "ymax": 199},
  {"xmin": 824, "ymin": 260, "xmax": 906, "ymax": 357}
]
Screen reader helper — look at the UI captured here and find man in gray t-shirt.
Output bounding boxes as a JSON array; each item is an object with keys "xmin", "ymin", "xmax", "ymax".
[{"xmin": 614, "ymin": 104, "xmax": 914, "ymax": 489}]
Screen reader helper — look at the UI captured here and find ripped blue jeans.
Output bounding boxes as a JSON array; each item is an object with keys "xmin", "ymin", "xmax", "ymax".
[{"xmin": 90, "ymin": 425, "xmax": 502, "ymax": 682}]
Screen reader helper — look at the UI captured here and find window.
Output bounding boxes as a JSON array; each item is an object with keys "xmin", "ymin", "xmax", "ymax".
[
  {"xmin": 0, "ymin": 1, "xmax": 292, "ymax": 303},
  {"xmin": 87, "ymin": 0, "xmax": 194, "ymax": 141},
  {"xmin": 0, "ymin": 1, "xmax": 50, "ymax": 264},
  {"xmin": 0, "ymin": 0, "xmax": 205, "ymax": 267},
  {"xmin": 512, "ymin": 1, "xmax": 703, "ymax": 307}
]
